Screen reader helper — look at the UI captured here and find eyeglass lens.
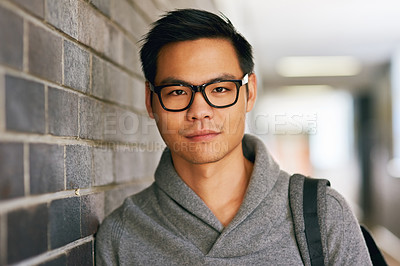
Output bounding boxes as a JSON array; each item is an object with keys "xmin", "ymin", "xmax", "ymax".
[{"xmin": 160, "ymin": 81, "xmax": 238, "ymax": 110}]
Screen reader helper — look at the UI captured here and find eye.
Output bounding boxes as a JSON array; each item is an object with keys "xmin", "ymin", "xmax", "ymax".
[
  {"xmin": 169, "ymin": 89, "xmax": 187, "ymax": 96},
  {"xmin": 212, "ymin": 87, "xmax": 230, "ymax": 93}
]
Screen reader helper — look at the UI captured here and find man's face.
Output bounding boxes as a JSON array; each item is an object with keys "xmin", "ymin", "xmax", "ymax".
[{"xmin": 145, "ymin": 38, "xmax": 257, "ymax": 164}]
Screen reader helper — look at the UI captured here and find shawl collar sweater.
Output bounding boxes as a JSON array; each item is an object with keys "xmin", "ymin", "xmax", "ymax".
[{"xmin": 96, "ymin": 134, "xmax": 371, "ymax": 265}]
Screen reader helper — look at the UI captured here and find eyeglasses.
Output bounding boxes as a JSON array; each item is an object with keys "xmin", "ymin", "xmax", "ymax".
[{"xmin": 149, "ymin": 74, "xmax": 248, "ymax": 112}]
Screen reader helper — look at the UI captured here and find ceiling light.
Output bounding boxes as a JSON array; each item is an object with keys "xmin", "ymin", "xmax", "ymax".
[
  {"xmin": 276, "ymin": 56, "xmax": 362, "ymax": 77},
  {"xmin": 279, "ymin": 85, "xmax": 333, "ymax": 93}
]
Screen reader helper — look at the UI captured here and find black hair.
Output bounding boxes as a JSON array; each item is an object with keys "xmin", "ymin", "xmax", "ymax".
[{"xmin": 139, "ymin": 9, "xmax": 254, "ymax": 84}]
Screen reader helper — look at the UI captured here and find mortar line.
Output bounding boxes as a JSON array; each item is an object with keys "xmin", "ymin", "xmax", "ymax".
[
  {"xmin": 0, "ymin": 131, "xmax": 165, "ymax": 151},
  {"xmin": 0, "ymin": 65, "xmax": 148, "ymax": 116},
  {"xmin": 126, "ymin": 0, "xmax": 153, "ymax": 24},
  {"xmin": 0, "ymin": 180, "xmax": 151, "ymax": 214},
  {"xmin": 14, "ymin": 236, "xmax": 94, "ymax": 266}
]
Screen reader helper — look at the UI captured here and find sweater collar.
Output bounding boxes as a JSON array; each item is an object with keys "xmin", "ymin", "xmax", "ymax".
[{"xmin": 154, "ymin": 134, "xmax": 281, "ymax": 232}]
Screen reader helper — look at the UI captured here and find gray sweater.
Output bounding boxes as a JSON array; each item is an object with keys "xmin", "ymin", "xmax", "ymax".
[{"xmin": 95, "ymin": 134, "xmax": 372, "ymax": 265}]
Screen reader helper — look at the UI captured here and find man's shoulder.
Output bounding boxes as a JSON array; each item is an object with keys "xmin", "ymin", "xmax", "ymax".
[{"xmin": 325, "ymin": 186, "xmax": 358, "ymax": 222}]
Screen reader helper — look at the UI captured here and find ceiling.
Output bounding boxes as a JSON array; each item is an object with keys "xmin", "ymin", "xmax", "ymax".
[{"xmin": 214, "ymin": 0, "xmax": 400, "ymax": 93}]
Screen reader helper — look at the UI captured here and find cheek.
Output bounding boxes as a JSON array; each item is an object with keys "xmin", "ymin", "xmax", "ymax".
[
  {"xmin": 225, "ymin": 95, "xmax": 248, "ymax": 127},
  {"xmin": 155, "ymin": 111, "xmax": 185, "ymax": 135}
]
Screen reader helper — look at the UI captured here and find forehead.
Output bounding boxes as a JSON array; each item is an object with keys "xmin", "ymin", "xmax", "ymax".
[{"xmin": 155, "ymin": 38, "xmax": 242, "ymax": 84}]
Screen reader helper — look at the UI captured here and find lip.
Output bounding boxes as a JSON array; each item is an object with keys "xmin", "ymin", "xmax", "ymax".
[{"xmin": 184, "ymin": 130, "xmax": 221, "ymax": 141}]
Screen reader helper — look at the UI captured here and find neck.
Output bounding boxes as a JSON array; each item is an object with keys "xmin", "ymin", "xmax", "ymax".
[{"xmin": 171, "ymin": 143, "xmax": 253, "ymax": 227}]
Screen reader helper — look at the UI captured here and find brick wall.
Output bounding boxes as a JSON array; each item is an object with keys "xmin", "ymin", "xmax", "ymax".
[{"xmin": 0, "ymin": 0, "xmax": 216, "ymax": 265}]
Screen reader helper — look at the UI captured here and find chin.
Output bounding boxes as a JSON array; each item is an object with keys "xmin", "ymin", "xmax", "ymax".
[
  {"xmin": 173, "ymin": 141, "xmax": 230, "ymax": 164},
  {"xmin": 184, "ymin": 152, "xmax": 226, "ymax": 165}
]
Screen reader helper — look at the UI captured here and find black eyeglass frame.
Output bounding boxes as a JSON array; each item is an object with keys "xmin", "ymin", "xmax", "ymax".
[{"xmin": 149, "ymin": 74, "xmax": 249, "ymax": 112}]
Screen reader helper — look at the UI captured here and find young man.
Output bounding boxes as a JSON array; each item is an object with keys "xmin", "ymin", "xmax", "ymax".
[{"xmin": 96, "ymin": 9, "xmax": 372, "ymax": 265}]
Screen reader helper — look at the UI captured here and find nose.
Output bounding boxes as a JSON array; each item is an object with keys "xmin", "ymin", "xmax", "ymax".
[{"xmin": 186, "ymin": 92, "xmax": 214, "ymax": 121}]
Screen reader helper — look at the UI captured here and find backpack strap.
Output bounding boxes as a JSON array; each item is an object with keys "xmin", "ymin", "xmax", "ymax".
[
  {"xmin": 289, "ymin": 174, "xmax": 330, "ymax": 266},
  {"xmin": 360, "ymin": 225, "xmax": 388, "ymax": 266}
]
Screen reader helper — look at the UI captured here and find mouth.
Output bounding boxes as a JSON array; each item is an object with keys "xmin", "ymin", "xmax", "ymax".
[{"xmin": 184, "ymin": 130, "xmax": 221, "ymax": 142}]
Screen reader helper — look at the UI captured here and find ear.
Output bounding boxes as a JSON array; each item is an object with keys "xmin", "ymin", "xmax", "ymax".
[
  {"xmin": 246, "ymin": 73, "xmax": 257, "ymax": 113},
  {"xmin": 145, "ymin": 81, "xmax": 155, "ymax": 119}
]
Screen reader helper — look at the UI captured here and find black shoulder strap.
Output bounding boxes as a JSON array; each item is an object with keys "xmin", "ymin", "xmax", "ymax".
[
  {"xmin": 290, "ymin": 174, "xmax": 388, "ymax": 266},
  {"xmin": 303, "ymin": 177, "xmax": 325, "ymax": 266},
  {"xmin": 360, "ymin": 226, "xmax": 388, "ymax": 266},
  {"xmin": 289, "ymin": 174, "xmax": 330, "ymax": 266}
]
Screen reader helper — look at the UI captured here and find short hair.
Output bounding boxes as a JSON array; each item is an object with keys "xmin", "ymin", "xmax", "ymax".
[{"xmin": 139, "ymin": 9, "xmax": 254, "ymax": 84}]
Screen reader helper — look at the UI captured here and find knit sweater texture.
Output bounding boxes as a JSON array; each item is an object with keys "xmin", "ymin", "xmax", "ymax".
[{"xmin": 95, "ymin": 134, "xmax": 372, "ymax": 265}]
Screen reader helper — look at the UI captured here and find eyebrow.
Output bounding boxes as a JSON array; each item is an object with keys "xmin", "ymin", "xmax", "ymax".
[{"xmin": 158, "ymin": 73, "xmax": 238, "ymax": 86}]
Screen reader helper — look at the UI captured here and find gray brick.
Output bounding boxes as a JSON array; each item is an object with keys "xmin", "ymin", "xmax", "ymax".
[
  {"xmin": 104, "ymin": 183, "xmax": 149, "ymax": 216},
  {"xmin": 77, "ymin": 1, "xmax": 108, "ymax": 53},
  {"xmin": 79, "ymin": 96, "xmax": 103, "ymax": 140},
  {"xmin": 93, "ymin": 147, "xmax": 113, "ymax": 186},
  {"xmin": 114, "ymin": 147, "xmax": 160, "ymax": 182},
  {"xmin": 192, "ymin": 0, "xmax": 216, "ymax": 11},
  {"xmin": 5, "ymin": 75, "xmax": 45, "ymax": 133},
  {"xmin": 152, "ymin": 0, "xmax": 174, "ymax": 11},
  {"xmin": 28, "ymin": 23, "xmax": 62, "ymax": 83},
  {"xmin": 118, "ymin": 111, "xmax": 142, "ymax": 143},
  {"xmin": 103, "ymin": 105, "xmax": 141, "ymax": 143},
  {"xmin": 11, "ymin": 0, "xmax": 44, "ymax": 18},
  {"xmin": 92, "ymin": 57, "xmax": 135, "ymax": 107},
  {"xmin": 38, "ymin": 255, "xmax": 67, "ymax": 266},
  {"xmin": 132, "ymin": 77, "xmax": 146, "ymax": 111},
  {"xmin": 49, "ymin": 197, "xmax": 80, "ymax": 249},
  {"xmin": 64, "ymin": 40, "xmax": 90, "ymax": 93},
  {"xmin": 29, "ymin": 143, "xmax": 64, "ymax": 195},
  {"xmin": 122, "ymin": 36, "xmax": 140, "ymax": 74},
  {"xmin": 110, "ymin": 0, "xmax": 149, "ymax": 40},
  {"xmin": 131, "ymin": 0, "xmax": 162, "ymax": 21},
  {"xmin": 106, "ymin": 68, "xmax": 134, "ymax": 107},
  {"xmin": 91, "ymin": 56, "xmax": 107, "ymax": 99},
  {"xmin": 141, "ymin": 149, "xmax": 162, "ymax": 177},
  {"xmin": 45, "ymin": 0, "xmax": 79, "ymax": 38},
  {"xmin": 105, "ymin": 23, "xmax": 123, "ymax": 65},
  {"xmin": 48, "ymin": 87, "xmax": 78, "ymax": 136},
  {"xmin": 66, "ymin": 145, "xmax": 92, "ymax": 189},
  {"xmin": 114, "ymin": 149, "xmax": 139, "ymax": 182},
  {"xmin": 90, "ymin": 0, "xmax": 110, "ymax": 17},
  {"xmin": 102, "ymin": 104, "xmax": 119, "ymax": 142},
  {"xmin": 168, "ymin": 0, "xmax": 214, "ymax": 10},
  {"xmin": 81, "ymin": 193, "xmax": 104, "ymax": 237},
  {"xmin": 0, "ymin": 143, "xmax": 24, "ymax": 200},
  {"xmin": 66, "ymin": 240, "xmax": 93, "ymax": 265},
  {"xmin": 0, "ymin": 6, "xmax": 23, "ymax": 69},
  {"xmin": 7, "ymin": 204, "xmax": 48, "ymax": 264},
  {"xmin": 140, "ymin": 115, "xmax": 164, "ymax": 144}
]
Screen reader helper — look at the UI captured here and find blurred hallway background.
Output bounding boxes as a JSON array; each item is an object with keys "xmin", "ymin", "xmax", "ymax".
[{"xmin": 215, "ymin": 0, "xmax": 400, "ymax": 263}]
